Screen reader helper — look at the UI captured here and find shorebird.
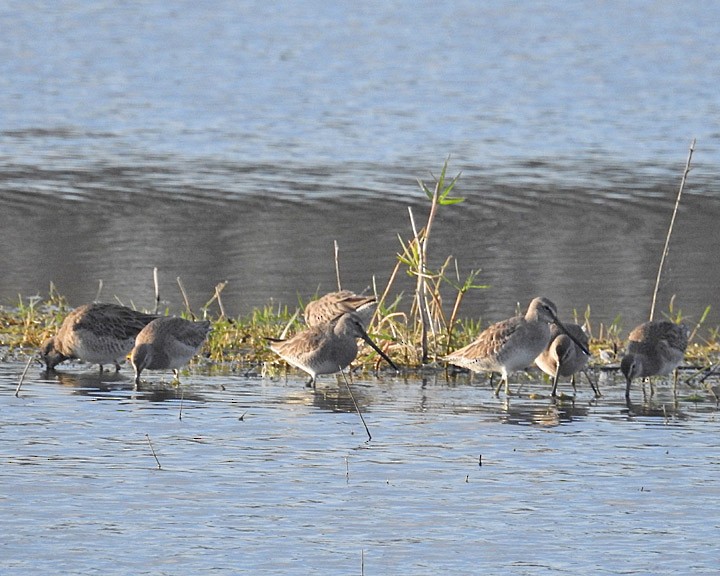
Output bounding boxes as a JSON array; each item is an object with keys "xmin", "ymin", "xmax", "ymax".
[
  {"xmin": 535, "ymin": 322, "xmax": 597, "ymax": 397},
  {"xmin": 130, "ymin": 317, "xmax": 211, "ymax": 385},
  {"xmin": 269, "ymin": 311, "xmax": 397, "ymax": 387},
  {"xmin": 40, "ymin": 303, "xmax": 157, "ymax": 372},
  {"xmin": 443, "ymin": 297, "xmax": 590, "ymax": 396},
  {"xmin": 620, "ymin": 320, "xmax": 689, "ymax": 401},
  {"xmin": 304, "ymin": 290, "xmax": 377, "ymax": 328}
]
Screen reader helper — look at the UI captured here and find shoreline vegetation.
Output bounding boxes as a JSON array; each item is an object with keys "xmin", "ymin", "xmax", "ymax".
[
  {"xmin": 0, "ymin": 284, "xmax": 717, "ymax": 372},
  {"xmin": 2, "ymin": 155, "xmax": 718, "ymax": 393}
]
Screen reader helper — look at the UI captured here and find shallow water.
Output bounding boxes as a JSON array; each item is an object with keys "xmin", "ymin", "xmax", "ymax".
[{"xmin": 2, "ymin": 361, "xmax": 719, "ymax": 575}]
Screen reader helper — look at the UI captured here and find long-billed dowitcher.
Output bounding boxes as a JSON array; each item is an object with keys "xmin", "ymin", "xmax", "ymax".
[
  {"xmin": 443, "ymin": 297, "xmax": 590, "ymax": 396},
  {"xmin": 40, "ymin": 303, "xmax": 158, "ymax": 372},
  {"xmin": 535, "ymin": 322, "xmax": 597, "ymax": 397},
  {"xmin": 304, "ymin": 290, "xmax": 377, "ymax": 328},
  {"xmin": 620, "ymin": 320, "xmax": 688, "ymax": 401},
  {"xmin": 270, "ymin": 311, "xmax": 397, "ymax": 387},
  {"xmin": 130, "ymin": 317, "xmax": 211, "ymax": 385}
]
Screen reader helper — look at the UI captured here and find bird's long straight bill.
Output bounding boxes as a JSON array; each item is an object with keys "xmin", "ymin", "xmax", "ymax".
[
  {"xmin": 358, "ymin": 330, "xmax": 398, "ymax": 372},
  {"xmin": 554, "ymin": 319, "xmax": 591, "ymax": 356}
]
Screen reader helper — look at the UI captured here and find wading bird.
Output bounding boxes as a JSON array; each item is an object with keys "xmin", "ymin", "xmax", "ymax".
[
  {"xmin": 131, "ymin": 316, "xmax": 211, "ymax": 385},
  {"xmin": 41, "ymin": 303, "xmax": 157, "ymax": 372},
  {"xmin": 620, "ymin": 320, "xmax": 688, "ymax": 401},
  {"xmin": 270, "ymin": 311, "xmax": 397, "ymax": 387},
  {"xmin": 535, "ymin": 322, "xmax": 598, "ymax": 397},
  {"xmin": 443, "ymin": 297, "xmax": 590, "ymax": 396}
]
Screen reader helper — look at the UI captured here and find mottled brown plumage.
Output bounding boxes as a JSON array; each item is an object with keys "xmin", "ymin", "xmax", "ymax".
[
  {"xmin": 443, "ymin": 297, "xmax": 590, "ymax": 396},
  {"xmin": 304, "ymin": 290, "xmax": 377, "ymax": 328},
  {"xmin": 620, "ymin": 320, "xmax": 688, "ymax": 400},
  {"xmin": 270, "ymin": 311, "xmax": 396, "ymax": 387},
  {"xmin": 40, "ymin": 303, "xmax": 158, "ymax": 372}
]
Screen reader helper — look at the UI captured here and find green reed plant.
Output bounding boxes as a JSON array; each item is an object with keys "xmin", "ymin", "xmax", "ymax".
[{"xmin": 385, "ymin": 157, "xmax": 489, "ymax": 364}]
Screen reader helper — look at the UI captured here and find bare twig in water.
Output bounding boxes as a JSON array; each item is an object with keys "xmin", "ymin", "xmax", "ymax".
[
  {"xmin": 177, "ymin": 276, "xmax": 195, "ymax": 320},
  {"xmin": 179, "ymin": 388, "xmax": 184, "ymax": 420},
  {"xmin": 145, "ymin": 434, "xmax": 162, "ymax": 469},
  {"xmin": 95, "ymin": 279, "xmax": 103, "ymax": 303},
  {"xmin": 153, "ymin": 267, "xmax": 161, "ymax": 314},
  {"xmin": 334, "ymin": 239, "xmax": 342, "ymax": 291},
  {"xmin": 649, "ymin": 139, "xmax": 695, "ymax": 321},
  {"xmin": 15, "ymin": 355, "xmax": 34, "ymax": 397},
  {"xmin": 340, "ymin": 369, "xmax": 372, "ymax": 442},
  {"xmin": 203, "ymin": 281, "xmax": 228, "ymax": 320}
]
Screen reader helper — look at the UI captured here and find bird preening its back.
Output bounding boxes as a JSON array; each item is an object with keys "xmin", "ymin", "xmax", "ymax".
[
  {"xmin": 40, "ymin": 303, "xmax": 158, "ymax": 372},
  {"xmin": 303, "ymin": 290, "xmax": 377, "ymax": 328}
]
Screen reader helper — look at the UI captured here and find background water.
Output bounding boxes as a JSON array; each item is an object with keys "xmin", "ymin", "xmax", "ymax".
[{"xmin": 1, "ymin": 1, "xmax": 719, "ymax": 332}]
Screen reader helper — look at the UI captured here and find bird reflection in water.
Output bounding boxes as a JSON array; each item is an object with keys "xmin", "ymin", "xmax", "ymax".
[{"xmin": 42, "ymin": 369, "xmax": 204, "ymax": 403}]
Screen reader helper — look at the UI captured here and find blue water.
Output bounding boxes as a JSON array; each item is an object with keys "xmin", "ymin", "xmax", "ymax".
[
  {"xmin": 2, "ymin": 1, "xmax": 720, "ymax": 331},
  {"xmin": 2, "ymin": 1, "xmax": 717, "ymax": 166},
  {"xmin": 2, "ymin": 362, "xmax": 719, "ymax": 575}
]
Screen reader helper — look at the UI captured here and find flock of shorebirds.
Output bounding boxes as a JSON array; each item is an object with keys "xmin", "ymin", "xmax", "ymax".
[{"xmin": 39, "ymin": 291, "xmax": 689, "ymax": 401}]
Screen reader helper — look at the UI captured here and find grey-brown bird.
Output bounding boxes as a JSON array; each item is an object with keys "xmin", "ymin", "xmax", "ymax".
[
  {"xmin": 270, "ymin": 311, "xmax": 396, "ymax": 387},
  {"xmin": 443, "ymin": 297, "xmax": 590, "ymax": 396},
  {"xmin": 40, "ymin": 303, "xmax": 158, "ymax": 372},
  {"xmin": 535, "ymin": 322, "xmax": 596, "ymax": 397},
  {"xmin": 304, "ymin": 290, "xmax": 377, "ymax": 328},
  {"xmin": 620, "ymin": 320, "xmax": 688, "ymax": 401},
  {"xmin": 130, "ymin": 317, "xmax": 211, "ymax": 385}
]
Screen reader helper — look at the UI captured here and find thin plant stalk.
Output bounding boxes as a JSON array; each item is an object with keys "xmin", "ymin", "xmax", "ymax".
[
  {"xmin": 153, "ymin": 267, "xmax": 161, "ymax": 314},
  {"xmin": 177, "ymin": 276, "xmax": 195, "ymax": 319},
  {"xmin": 334, "ymin": 239, "xmax": 342, "ymax": 291},
  {"xmin": 373, "ymin": 257, "xmax": 403, "ymax": 326},
  {"xmin": 649, "ymin": 139, "xmax": 695, "ymax": 321},
  {"xmin": 145, "ymin": 434, "xmax": 162, "ymax": 469},
  {"xmin": 340, "ymin": 369, "xmax": 372, "ymax": 442},
  {"xmin": 15, "ymin": 355, "xmax": 34, "ymax": 397},
  {"xmin": 408, "ymin": 206, "xmax": 429, "ymax": 363},
  {"xmin": 203, "ymin": 281, "xmax": 228, "ymax": 319}
]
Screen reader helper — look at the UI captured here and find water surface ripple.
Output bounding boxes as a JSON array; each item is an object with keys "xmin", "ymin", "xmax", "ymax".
[{"xmin": 1, "ymin": 362, "xmax": 719, "ymax": 575}]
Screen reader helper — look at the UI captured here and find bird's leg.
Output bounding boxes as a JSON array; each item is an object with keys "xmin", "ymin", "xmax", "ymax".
[
  {"xmin": 551, "ymin": 370, "xmax": 560, "ymax": 397},
  {"xmin": 493, "ymin": 374, "xmax": 504, "ymax": 396},
  {"xmin": 114, "ymin": 361, "xmax": 122, "ymax": 372},
  {"xmin": 583, "ymin": 369, "xmax": 600, "ymax": 397}
]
